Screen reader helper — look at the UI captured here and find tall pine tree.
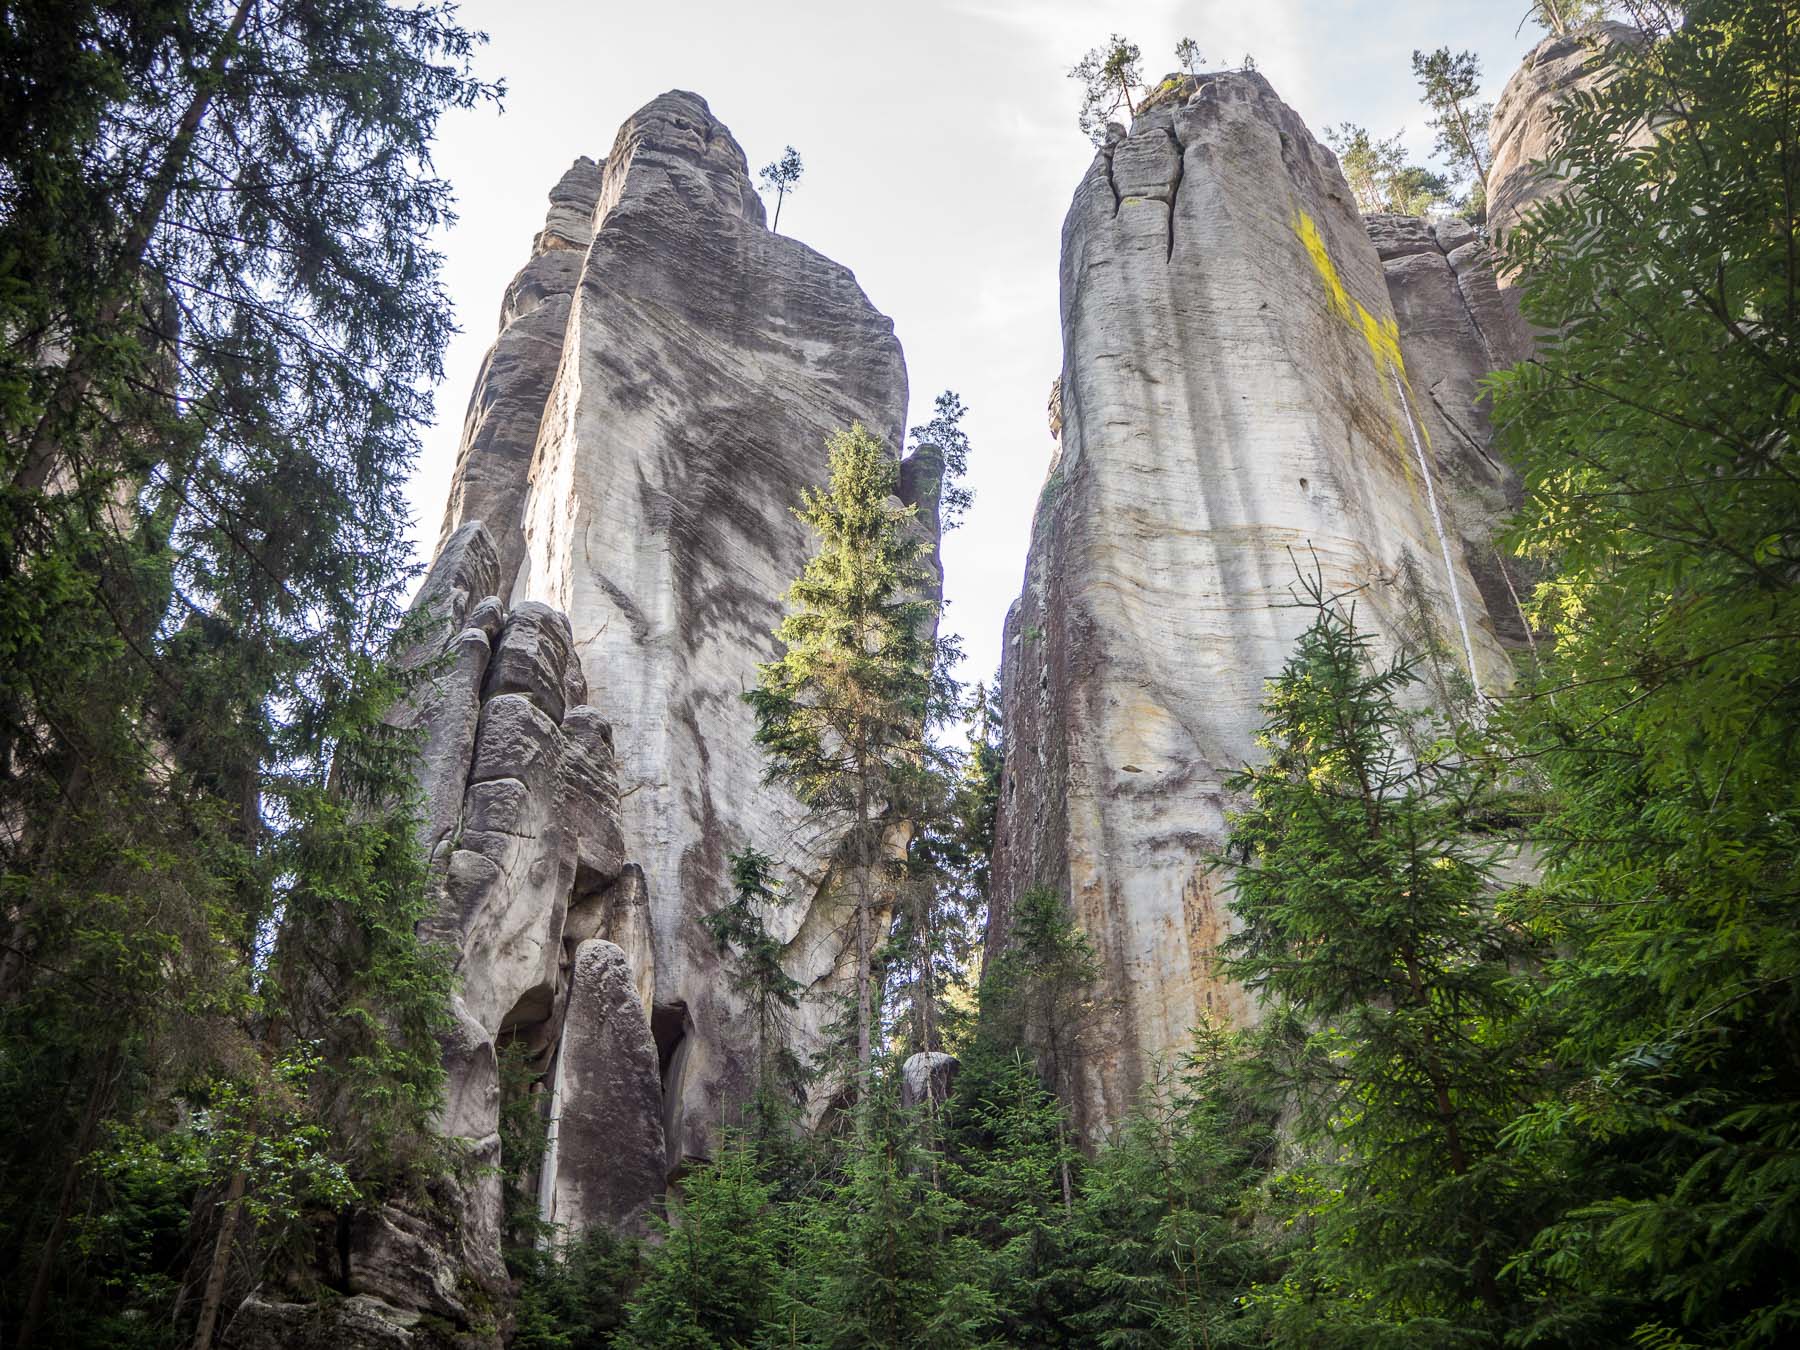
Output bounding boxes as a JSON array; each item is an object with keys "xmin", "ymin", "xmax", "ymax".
[{"xmin": 746, "ymin": 423, "xmax": 954, "ymax": 1095}]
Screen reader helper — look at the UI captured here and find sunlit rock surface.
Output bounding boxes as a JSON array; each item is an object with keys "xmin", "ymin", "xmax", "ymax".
[
  {"xmin": 988, "ymin": 70, "xmax": 1518, "ymax": 1134},
  {"xmin": 497, "ymin": 91, "xmax": 922, "ymax": 1170},
  {"xmin": 1487, "ymin": 20, "xmax": 1646, "ymax": 314}
]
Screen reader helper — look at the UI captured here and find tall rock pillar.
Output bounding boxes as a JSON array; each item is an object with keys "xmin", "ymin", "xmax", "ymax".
[
  {"xmin": 442, "ymin": 92, "xmax": 917, "ymax": 1170},
  {"xmin": 989, "ymin": 71, "xmax": 1516, "ymax": 1133}
]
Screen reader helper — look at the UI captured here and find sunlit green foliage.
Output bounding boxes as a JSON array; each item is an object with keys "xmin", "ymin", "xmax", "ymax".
[{"xmin": 1489, "ymin": 0, "xmax": 1800, "ymax": 1341}]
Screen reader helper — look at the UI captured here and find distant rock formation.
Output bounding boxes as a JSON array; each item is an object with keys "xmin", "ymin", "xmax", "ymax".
[
  {"xmin": 988, "ymin": 68, "xmax": 1525, "ymax": 1134},
  {"xmin": 1487, "ymin": 20, "xmax": 1646, "ymax": 253}
]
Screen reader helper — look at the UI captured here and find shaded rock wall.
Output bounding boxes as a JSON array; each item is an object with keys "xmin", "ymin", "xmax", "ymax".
[
  {"xmin": 435, "ymin": 160, "xmax": 603, "ymax": 600},
  {"xmin": 988, "ymin": 70, "xmax": 1520, "ymax": 1133},
  {"xmin": 229, "ymin": 524, "xmax": 663, "ymax": 1348}
]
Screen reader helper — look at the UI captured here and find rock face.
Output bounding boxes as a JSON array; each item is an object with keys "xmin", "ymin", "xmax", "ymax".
[
  {"xmin": 900, "ymin": 1052, "xmax": 961, "ymax": 1110},
  {"xmin": 1487, "ymin": 21, "xmax": 1644, "ymax": 251},
  {"xmin": 383, "ymin": 82, "xmax": 919, "ymax": 1239},
  {"xmin": 238, "ymin": 94, "xmax": 922, "ymax": 1345},
  {"xmin": 538, "ymin": 940, "xmax": 667, "ymax": 1235},
  {"xmin": 228, "ymin": 526, "xmax": 662, "ymax": 1348},
  {"xmin": 434, "ymin": 158, "xmax": 603, "ymax": 599},
  {"xmin": 451, "ymin": 90, "xmax": 919, "ymax": 1171},
  {"xmin": 1365, "ymin": 213, "xmax": 1533, "ymax": 659},
  {"xmin": 988, "ymin": 70, "xmax": 1520, "ymax": 1134}
]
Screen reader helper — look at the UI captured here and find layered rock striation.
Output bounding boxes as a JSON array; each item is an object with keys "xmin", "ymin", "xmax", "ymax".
[
  {"xmin": 495, "ymin": 91, "xmax": 921, "ymax": 1169},
  {"xmin": 988, "ymin": 70, "xmax": 1522, "ymax": 1133}
]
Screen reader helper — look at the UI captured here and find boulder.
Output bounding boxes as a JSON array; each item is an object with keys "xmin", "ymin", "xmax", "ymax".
[
  {"xmin": 539, "ymin": 940, "xmax": 667, "ymax": 1234},
  {"xmin": 900, "ymin": 1051, "xmax": 960, "ymax": 1110}
]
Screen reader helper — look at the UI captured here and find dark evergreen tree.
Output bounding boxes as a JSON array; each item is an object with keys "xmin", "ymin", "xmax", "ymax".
[
  {"xmin": 1217, "ymin": 584, "xmax": 1540, "ymax": 1344},
  {"xmin": 704, "ymin": 849, "xmax": 808, "ymax": 1155},
  {"xmin": 1069, "ymin": 1023, "xmax": 1276, "ymax": 1349},
  {"xmin": 619, "ymin": 1142, "xmax": 783, "ymax": 1349},
  {"xmin": 940, "ymin": 1049, "xmax": 1083, "ymax": 1346},
  {"xmin": 777, "ymin": 1080, "xmax": 982, "ymax": 1349},
  {"xmin": 0, "ymin": 1, "xmax": 495, "ymax": 1342}
]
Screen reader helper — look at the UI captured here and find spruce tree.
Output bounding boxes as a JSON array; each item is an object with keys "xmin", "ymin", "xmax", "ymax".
[
  {"xmin": 704, "ymin": 849, "xmax": 807, "ymax": 1154},
  {"xmin": 619, "ymin": 1142, "xmax": 784, "ymax": 1350},
  {"xmin": 1069, "ymin": 1023, "xmax": 1275, "ymax": 1349},
  {"xmin": 746, "ymin": 423, "xmax": 952, "ymax": 1095},
  {"xmin": 1217, "ymin": 586, "xmax": 1539, "ymax": 1343},
  {"xmin": 940, "ymin": 1049, "xmax": 1083, "ymax": 1345},
  {"xmin": 777, "ymin": 1080, "xmax": 981, "ymax": 1349}
]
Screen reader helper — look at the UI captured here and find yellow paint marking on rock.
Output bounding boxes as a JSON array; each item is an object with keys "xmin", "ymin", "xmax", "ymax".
[
  {"xmin": 1290, "ymin": 207, "xmax": 1406, "ymax": 380},
  {"xmin": 1289, "ymin": 208, "xmax": 1489, "ymax": 704},
  {"xmin": 1289, "ymin": 207, "xmax": 1429, "ymax": 489}
]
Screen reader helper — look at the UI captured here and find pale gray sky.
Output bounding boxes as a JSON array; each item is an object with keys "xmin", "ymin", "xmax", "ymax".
[{"xmin": 409, "ymin": 0, "xmax": 1546, "ymax": 696}]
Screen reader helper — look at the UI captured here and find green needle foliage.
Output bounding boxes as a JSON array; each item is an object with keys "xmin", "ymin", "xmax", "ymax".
[
  {"xmin": 620, "ymin": 1141, "xmax": 784, "ymax": 1350},
  {"xmin": 0, "ymin": 0, "xmax": 494, "ymax": 1341},
  {"xmin": 704, "ymin": 849, "xmax": 808, "ymax": 1153},
  {"xmin": 1070, "ymin": 1025, "xmax": 1275, "ymax": 1350},
  {"xmin": 1071, "ymin": 34, "xmax": 1145, "ymax": 144},
  {"xmin": 907, "ymin": 390, "xmax": 975, "ymax": 529},
  {"xmin": 1218, "ymin": 584, "xmax": 1541, "ymax": 1344},
  {"xmin": 778, "ymin": 1082, "xmax": 982, "ymax": 1349},
  {"xmin": 1326, "ymin": 124, "xmax": 1449, "ymax": 216},
  {"xmin": 1489, "ymin": 0, "xmax": 1800, "ymax": 1341},
  {"xmin": 1410, "ymin": 47, "xmax": 1491, "ymax": 214},
  {"xmin": 746, "ymin": 422, "xmax": 954, "ymax": 1091}
]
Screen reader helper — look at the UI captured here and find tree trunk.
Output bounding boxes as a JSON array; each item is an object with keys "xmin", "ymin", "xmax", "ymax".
[
  {"xmin": 853, "ymin": 771, "xmax": 873, "ymax": 1095},
  {"xmin": 15, "ymin": 1044, "xmax": 119, "ymax": 1350},
  {"xmin": 1451, "ymin": 100, "xmax": 1488, "ymax": 184},
  {"xmin": 190, "ymin": 1167, "xmax": 248, "ymax": 1350}
]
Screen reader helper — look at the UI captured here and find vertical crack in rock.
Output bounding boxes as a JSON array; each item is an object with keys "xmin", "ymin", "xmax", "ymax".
[
  {"xmin": 1427, "ymin": 381, "xmax": 1502, "ymax": 473},
  {"xmin": 1163, "ymin": 128, "xmax": 1185, "ymax": 261}
]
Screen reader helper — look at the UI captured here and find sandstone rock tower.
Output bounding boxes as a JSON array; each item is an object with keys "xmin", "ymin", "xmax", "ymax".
[
  {"xmin": 988, "ymin": 68, "xmax": 1531, "ymax": 1134},
  {"xmin": 230, "ymin": 90, "xmax": 926, "ymax": 1348}
]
